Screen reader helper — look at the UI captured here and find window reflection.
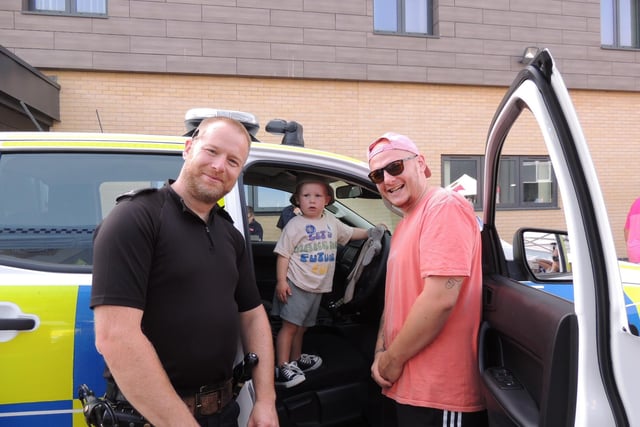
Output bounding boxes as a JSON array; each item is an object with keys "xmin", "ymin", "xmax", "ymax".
[
  {"xmin": 374, "ymin": 0, "xmax": 398, "ymax": 32},
  {"xmin": 374, "ymin": 0, "xmax": 432, "ymax": 35}
]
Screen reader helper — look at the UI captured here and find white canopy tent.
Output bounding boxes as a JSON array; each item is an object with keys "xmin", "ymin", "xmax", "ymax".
[{"xmin": 446, "ymin": 174, "xmax": 477, "ymax": 197}]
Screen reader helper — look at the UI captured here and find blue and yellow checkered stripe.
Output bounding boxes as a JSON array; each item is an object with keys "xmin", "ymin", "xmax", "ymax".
[{"xmin": 0, "ymin": 283, "xmax": 105, "ymax": 427}]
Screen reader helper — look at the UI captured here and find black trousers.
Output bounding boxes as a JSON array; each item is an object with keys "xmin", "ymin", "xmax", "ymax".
[
  {"xmin": 196, "ymin": 400, "xmax": 240, "ymax": 427},
  {"xmin": 395, "ymin": 402, "xmax": 488, "ymax": 427}
]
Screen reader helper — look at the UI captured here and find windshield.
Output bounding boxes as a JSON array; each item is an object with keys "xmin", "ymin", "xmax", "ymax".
[{"xmin": 0, "ymin": 152, "xmax": 182, "ymax": 268}]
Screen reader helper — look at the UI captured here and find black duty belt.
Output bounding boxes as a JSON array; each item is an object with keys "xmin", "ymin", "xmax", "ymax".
[{"xmin": 180, "ymin": 379, "xmax": 234, "ymax": 417}]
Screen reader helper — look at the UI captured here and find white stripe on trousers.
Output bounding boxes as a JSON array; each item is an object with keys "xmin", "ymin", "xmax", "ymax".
[{"xmin": 442, "ymin": 410, "xmax": 462, "ymax": 427}]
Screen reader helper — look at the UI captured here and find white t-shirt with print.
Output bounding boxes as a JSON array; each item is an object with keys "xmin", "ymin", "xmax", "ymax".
[{"xmin": 274, "ymin": 213, "xmax": 354, "ymax": 293}]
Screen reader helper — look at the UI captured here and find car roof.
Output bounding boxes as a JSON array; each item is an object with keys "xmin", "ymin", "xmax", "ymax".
[
  {"xmin": 0, "ymin": 132, "xmax": 186, "ymax": 152},
  {"xmin": 0, "ymin": 131, "xmax": 373, "ymax": 193},
  {"xmin": 0, "ymin": 132, "xmax": 360, "ymax": 162}
]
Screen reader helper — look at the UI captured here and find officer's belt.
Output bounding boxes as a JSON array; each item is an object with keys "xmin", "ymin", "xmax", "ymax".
[{"xmin": 180, "ymin": 378, "xmax": 234, "ymax": 417}]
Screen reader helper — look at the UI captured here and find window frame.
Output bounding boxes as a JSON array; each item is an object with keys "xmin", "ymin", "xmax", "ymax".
[
  {"xmin": 373, "ymin": 0, "xmax": 433, "ymax": 36},
  {"xmin": 25, "ymin": 0, "xmax": 107, "ymax": 17},
  {"xmin": 244, "ymin": 185, "xmax": 293, "ymax": 214},
  {"xmin": 442, "ymin": 154, "xmax": 558, "ymax": 210},
  {"xmin": 601, "ymin": 0, "xmax": 640, "ymax": 49},
  {"xmin": 442, "ymin": 155, "xmax": 483, "ymax": 210}
]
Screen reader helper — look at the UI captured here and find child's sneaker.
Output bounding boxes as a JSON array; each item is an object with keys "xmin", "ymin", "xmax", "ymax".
[
  {"xmin": 296, "ymin": 353, "xmax": 322, "ymax": 372},
  {"xmin": 275, "ymin": 362, "xmax": 305, "ymax": 388}
]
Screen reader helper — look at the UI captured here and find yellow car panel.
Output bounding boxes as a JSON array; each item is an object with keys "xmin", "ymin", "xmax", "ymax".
[{"xmin": 0, "ymin": 285, "xmax": 77, "ymax": 404}]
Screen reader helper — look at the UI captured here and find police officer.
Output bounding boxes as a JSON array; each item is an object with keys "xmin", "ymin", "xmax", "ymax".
[{"xmin": 91, "ymin": 117, "xmax": 278, "ymax": 427}]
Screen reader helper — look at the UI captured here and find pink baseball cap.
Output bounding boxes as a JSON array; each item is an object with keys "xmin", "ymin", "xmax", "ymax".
[{"xmin": 367, "ymin": 132, "xmax": 431, "ymax": 178}]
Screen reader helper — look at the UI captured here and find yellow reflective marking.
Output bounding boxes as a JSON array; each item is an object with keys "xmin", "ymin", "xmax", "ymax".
[
  {"xmin": 621, "ymin": 261, "xmax": 640, "ymax": 270},
  {"xmin": 624, "ymin": 284, "xmax": 640, "ymax": 308},
  {"xmin": 620, "ymin": 262, "xmax": 640, "ymax": 317},
  {"xmin": 73, "ymin": 399, "xmax": 86, "ymax": 426},
  {"xmin": 1, "ymin": 141, "xmax": 183, "ymax": 150},
  {"xmin": 0, "ymin": 286, "xmax": 78, "ymax": 404}
]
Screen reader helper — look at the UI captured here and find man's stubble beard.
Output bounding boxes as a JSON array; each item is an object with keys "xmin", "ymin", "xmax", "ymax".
[{"xmin": 185, "ymin": 166, "xmax": 227, "ymax": 205}]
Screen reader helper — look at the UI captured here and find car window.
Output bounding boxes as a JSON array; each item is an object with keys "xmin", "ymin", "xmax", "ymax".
[
  {"xmin": 495, "ymin": 105, "xmax": 640, "ymax": 334},
  {"xmin": 242, "ymin": 163, "xmax": 399, "ymax": 244},
  {"xmin": 495, "ymin": 107, "xmax": 571, "ymax": 291},
  {"xmin": 331, "ymin": 183, "xmax": 399, "ymax": 231},
  {"xmin": 0, "ymin": 152, "xmax": 182, "ymax": 268},
  {"xmin": 244, "ymin": 178, "xmax": 395, "ymax": 243}
]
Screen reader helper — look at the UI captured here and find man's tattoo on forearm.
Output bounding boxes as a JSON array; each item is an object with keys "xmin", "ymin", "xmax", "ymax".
[{"xmin": 445, "ymin": 278, "xmax": 462, "ymax": 289}]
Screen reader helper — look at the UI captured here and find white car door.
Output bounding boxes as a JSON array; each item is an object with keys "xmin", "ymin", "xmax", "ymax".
[{"xmin": 479, "ymin": 49, "xmax": 639, "ymax": 426}]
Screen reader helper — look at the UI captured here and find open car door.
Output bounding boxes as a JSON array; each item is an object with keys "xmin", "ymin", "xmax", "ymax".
[{"xmin": 478, "ymin": 49, "xmax": 640, "ymax": 426}]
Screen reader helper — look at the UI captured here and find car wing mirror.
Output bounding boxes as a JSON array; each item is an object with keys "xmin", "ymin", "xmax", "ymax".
[
  {"xmin": 513, "ymin": 228, "xmax": 572, "ymax": 282},
  {"xmin": 335, "ymin": 185, "xmax": 363, "ymax": 199}
]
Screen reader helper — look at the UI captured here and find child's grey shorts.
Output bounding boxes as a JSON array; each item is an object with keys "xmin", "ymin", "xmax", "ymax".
[{"xmin": 271, "ymin": 279, "xmax": 322, "ymax": 327}]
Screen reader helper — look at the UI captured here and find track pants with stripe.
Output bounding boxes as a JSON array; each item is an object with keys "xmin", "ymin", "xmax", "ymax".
[{"xmin": 395, "ymin": 403, "xmax": 488, "ymax": 427}]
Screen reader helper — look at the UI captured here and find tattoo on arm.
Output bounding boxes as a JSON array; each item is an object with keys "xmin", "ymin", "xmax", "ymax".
[{"xmin": 445, "ymin": 278, "xmax": 462, "ymax": 289}]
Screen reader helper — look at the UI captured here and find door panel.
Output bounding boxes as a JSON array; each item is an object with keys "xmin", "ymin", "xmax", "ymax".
[{"xmin": 480, "ymin": 275, "xmax": 577, "ymax": 426}]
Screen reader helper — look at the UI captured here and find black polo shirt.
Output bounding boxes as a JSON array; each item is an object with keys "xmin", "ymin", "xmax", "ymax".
[{"xmin": 91, "ymin": 184, "xmax": 261, "ymax": 391}]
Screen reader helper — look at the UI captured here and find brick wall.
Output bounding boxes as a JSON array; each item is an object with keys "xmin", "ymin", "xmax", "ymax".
[{"xmin": 2, "ymin": 0, "xmax": 639, "ymax": 91}]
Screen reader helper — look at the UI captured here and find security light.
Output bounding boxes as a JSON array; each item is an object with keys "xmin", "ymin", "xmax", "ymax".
[{"xmin": 520, "ymin": 46, "xmax": 539, "ymax": 64}]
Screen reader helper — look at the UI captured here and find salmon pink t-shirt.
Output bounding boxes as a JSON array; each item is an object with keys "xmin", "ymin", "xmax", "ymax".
[{"xmin": 382, "ymin": 187, "xmax": 485, "ymax": 412}]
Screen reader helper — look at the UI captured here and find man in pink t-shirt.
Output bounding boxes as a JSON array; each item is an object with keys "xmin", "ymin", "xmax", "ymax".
[
  {"xmin": 625, "ymin": 197, "xmax": 640, "ymax": 263},
  {"xmin": 368, "ymin": 132, "xmax": 487, "ymax": 426}
]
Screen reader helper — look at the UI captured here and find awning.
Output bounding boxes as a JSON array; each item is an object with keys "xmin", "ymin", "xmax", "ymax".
[
  {"xmin": 0, "ymin": 46, "xmax": 60, "ymax": 131},
  {"xmin": 447, "ymin": 174, "xmax": 477, "ymax": 197}
]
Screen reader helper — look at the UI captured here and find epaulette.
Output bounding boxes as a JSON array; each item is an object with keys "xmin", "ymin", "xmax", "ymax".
[
  {"xmin": 215, "ymin": 205, "xmax": 234, "ymax": 225},
  {"xmin": 116, "ymin": 187, "xmax": 158, "ymax": 203}
]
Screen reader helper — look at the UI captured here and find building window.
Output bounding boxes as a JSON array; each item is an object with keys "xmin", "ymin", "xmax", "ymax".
[
  {"xmin": 442, "ymin": 155, "xmax": 557, "ymax": 210},
  {"xmin": 443, "ymin": 156, "xmax": 482, "ymax": 209},
  {"xmin": 601, "ymin": 0, "xmax": 640, "ymax": 48},
  {"xmin": 498, "ymin": 156, "xmax": 557, "ymax": 208},
  {"xmin": 28, "ymin": 0, "xmax": 106, "ymax": 16},
  {"xmin": 374, "ymin": 0, "xmax": 433, "ymax": 35}
]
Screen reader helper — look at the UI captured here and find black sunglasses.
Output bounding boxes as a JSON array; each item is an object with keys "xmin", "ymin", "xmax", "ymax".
[{"xmin": 368, "ymin": 154, "xmax": 417, "ymax": 184}]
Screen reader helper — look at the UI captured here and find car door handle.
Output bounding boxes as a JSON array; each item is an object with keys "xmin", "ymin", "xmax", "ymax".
[
  {"xmin": 0, "ymin": 302, "xmax": 40, "ymax": 342},
  {"xmin": 0, "ymin": 318, "xmax": 37, "ymax": 331}
]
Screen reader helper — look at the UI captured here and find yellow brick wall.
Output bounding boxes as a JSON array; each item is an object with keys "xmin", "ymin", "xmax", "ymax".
[{"xmin": 46, "ymin": 70, "xmax": 640, "ymax": 256}]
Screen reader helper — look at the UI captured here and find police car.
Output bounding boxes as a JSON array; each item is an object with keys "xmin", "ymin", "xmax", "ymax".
[
  {"xmin": 1, "ymin": 49, "xmax": 639, "ymax": 427},
  {"xmin": 506, "ymin": 229, "xmax": 640, "ymax": 335}
]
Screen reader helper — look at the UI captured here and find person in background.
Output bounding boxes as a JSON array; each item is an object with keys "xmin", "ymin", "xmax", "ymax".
[
  {"xmin": 276, "ymin": 202, "xmax": 301, "ymax": 231},
  {"xmin": 625, "ymin": 196, "xmax": 640, "ymax": 263},
  {"xmin": 91, "ymin": 117, "xmax": 278, "ymax": 427},
  {"xmin": 272, "ymin": 175, "xmax": 371, "ymax": 388},
  {"xmin": 247, "ymin": 205, "xmax": 264, "ymax": 241},
  {"xmin": 368, "ymin": 132, "xmax": 487, "ymax": 427}
]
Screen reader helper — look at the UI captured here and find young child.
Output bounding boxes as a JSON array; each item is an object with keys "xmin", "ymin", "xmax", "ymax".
[{"xmin": 272, "ymin": 176, "xmax": 370, "ymax": 388}]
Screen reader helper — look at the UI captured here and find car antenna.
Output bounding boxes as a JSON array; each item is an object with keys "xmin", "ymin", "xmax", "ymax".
[
  {"xmin": 20, "ymin": 100, "xmax": 43, "ymax": 131},
  {"xmin": 96, "ymin": 109, "xmax": 104, "ymax": 133}
]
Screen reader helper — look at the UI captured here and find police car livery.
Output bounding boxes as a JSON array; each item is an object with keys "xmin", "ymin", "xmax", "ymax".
[
  {"xmin": 0, "ymin": 123, "xmax": 394, "ymax": 427},
  {"xmin": 1, "ymin": 50, "xmax": 639, "ymax": 427}
]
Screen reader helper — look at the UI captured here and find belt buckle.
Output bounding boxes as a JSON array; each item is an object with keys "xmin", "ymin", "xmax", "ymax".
[
  {"xmin": 195, "ymin": 385, "xmax": 222, "ymax": 417},
  {"xmin": 194, "ymin": 392, "xmax": 203, "ymax": 417}
]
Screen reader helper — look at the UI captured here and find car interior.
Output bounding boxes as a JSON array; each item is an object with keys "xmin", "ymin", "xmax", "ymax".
[{"xmin": 241, "ymin": 163, "xmax": 396, "ymax": 427}]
